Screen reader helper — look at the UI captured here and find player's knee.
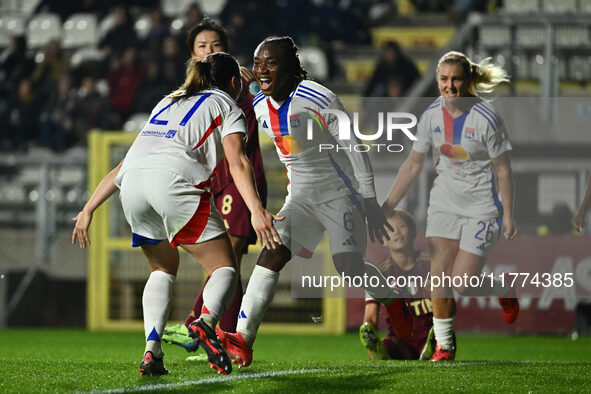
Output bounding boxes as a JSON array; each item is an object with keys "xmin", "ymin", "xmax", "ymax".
[{"xmin": 257, "ymin": 245, "xmax": 291, "ymax": 272}]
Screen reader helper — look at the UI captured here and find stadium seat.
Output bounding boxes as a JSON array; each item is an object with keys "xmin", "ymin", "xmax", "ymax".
[
  {"xmin": 161, "ymin": 0, "xmax": 194, "ymax": 18},
  {"xmin": 97, "ymin": 12, "xmax": 116, "ymax": 41},
  {"xmin": 502, "ymin": 0, "xmax": 539, "ymax": 14},
  {"xmin": 298, "ymin": 46, "xmax": 329, "ymax": 82},
  {"xmin": 542, "ymin": 0, "xmax": 577, "ymax": 14},
  {"xmin": 70, "ymin": 46, "xmax": 104, "ymax": 69},
  {"xmin": 0, "ymin": 0, "xmax": 40, "ymax": 15},
  {"xmin": 516, "ymin": 26, "xmax": 545, "ymax": 49},
  {"xmin": 479, "ymin": 25, "xmax": 510, "ymax": 48},
  {"xmin": 134, "ymin": 13, "xmax": 152, "ymax": 40},
  {"xmin": 62, "ymin": 13, "xmax": 98, "ymax": 49},
  {"xmin": 27, "ymin": 13, "xmax": 61, "ymax": 49},
  {"xmin": 0, "ymin": 13, "xmax": 26, "ymax": 47},
  {"xmin": 123, "ymin": 113, "xmax": 150, "ymax": 133},
  {"xmin": 198, "ymin": 0, "xmax": 227, "ymax": 18}
]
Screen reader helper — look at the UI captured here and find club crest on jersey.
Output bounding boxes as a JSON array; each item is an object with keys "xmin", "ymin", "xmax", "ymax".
[
  {"xmin": 464, "ymin": 127, "xmax": 475, "ymax": 139},
  {"xmin": 165, "ymin": 130, "xmax": 177, "ymax": 138},
  {"xmin": 290, "ymin": 115, "xmax": 301, "ymax": 127}
]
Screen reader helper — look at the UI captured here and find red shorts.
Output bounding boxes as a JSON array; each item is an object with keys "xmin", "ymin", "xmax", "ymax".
[{"xmin": 214, "ymin": 182, "xmax": 256, "ymax": 247}]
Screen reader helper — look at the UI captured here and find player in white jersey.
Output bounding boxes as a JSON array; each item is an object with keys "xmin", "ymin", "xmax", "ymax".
[
  {"xmin": 72, "ymin": 53, "xmax": 281, "ymax": 376},
  {"xmin": 215, "ymin": 36, "xmax": 413, "ymax": 368},
  {"xmin": 382, "ymin": 51, "xmax": 520, "ymax": 361}
]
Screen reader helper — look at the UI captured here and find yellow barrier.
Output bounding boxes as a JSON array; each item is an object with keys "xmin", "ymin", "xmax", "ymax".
[{"xmin": 86, "ymin": 130, "xmax": 346, "ymax": 334}]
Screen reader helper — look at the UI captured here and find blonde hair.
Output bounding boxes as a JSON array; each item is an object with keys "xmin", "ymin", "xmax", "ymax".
[
  {"xmin": 168, "ymin": 52, "xmax": 239, "ymax": 102},
  {"xmin": 436, "ymin": 51, "xmax": 510, "ymax": 96}
]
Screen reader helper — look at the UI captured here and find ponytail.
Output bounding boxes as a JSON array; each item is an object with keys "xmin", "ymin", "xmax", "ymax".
[
  {"xmin": 436, "ymin": 51, "xmax": 510, "ymax": 96},
  {"xmin": 168, "ymin": 52, "xmax": 240, "ymax": 102}
]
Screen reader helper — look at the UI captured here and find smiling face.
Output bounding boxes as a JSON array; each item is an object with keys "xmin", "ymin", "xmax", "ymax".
[
  {"xmin": 437, "ymin": 62, "xmax": 470, "ymax": 101},
  {"xmin": 384, "ymin": 214, "xmax": 415, "ymax": 253},
  {"xmin": 253, "ymin": 43, "xmax": 293, "ymax": 101},
  {"xmin": 191, "ymin": 30, "xmax": 225, "ymax": 60}
]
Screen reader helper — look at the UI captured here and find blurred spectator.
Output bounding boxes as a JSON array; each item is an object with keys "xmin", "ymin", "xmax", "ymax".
[
  {"xmin": 0, "ymin": 36, "xmax": 35, "ymax": 93},
  {"xmin": 144, "ymin": 8, "xmax": 170, "ymax": 56},
  {"xmin": 107, "ymin": 47, "xmax": 146, "ymax": 123},
  {"xmin": 363, "ymin": 41, "xmax": 420, "ymax": 97},
  {"xmin": 8, "ymin": 79, "xmax": 41, "ymax": 151},
  {"xmin": 39, "ymin": 75, "xmax": 76, "ymax": 151},
  {"xmin": 31, "ymin": 40, "xmax": 70, "ymax": 97},
  {"xmin": 72, "ymin": 77, "xmax": 116, "ymax": 144},
  {"xmin": 99, "ymin": 6, "xmax": 138, "ymax": 57},
  {"xmin": 177, "ymin": 2, "xmax": 204, "ymax": 54}
]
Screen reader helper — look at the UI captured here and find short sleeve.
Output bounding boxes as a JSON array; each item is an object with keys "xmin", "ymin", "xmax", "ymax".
[
  {"xmin": 412, "ymin": 114, "xmax": 432, "ymax": 153},
  {"xmin": 486, "ymin": 113, "xmax": 512, "ymax": 159},
  {"xmin": 220, "ymin": 104, "xmax": 247, "ymax": 142}
]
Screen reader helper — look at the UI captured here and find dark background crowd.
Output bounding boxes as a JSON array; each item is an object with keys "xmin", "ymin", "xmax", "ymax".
[{"xmin": 0, "ymin": 0, "xmax": 487, "ymax": 152}]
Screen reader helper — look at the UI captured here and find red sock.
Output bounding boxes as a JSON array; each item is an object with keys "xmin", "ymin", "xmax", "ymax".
[{"xmin": 384, "ymin": 299, "xmax": 413, "ymax": 339}]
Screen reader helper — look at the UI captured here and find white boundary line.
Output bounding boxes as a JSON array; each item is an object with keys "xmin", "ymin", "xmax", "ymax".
[{"xmin": 88, "ymin": 368, "xmax": 326, "ymax": 393}]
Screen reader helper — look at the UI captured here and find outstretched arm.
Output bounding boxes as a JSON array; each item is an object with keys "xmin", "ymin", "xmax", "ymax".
[
  {"xmin": 222, "ymin": 132, "xmax": 283, "ymax": 249},
  {"xmin": 72, "ymin": 160, "xmax": 124, "ymax": 248},
  {"xmin": 572, "ymin": 173, "xmax": 591, "ymax": 232},
  {"xmin": 382, "ymin": 150, "xmax": 426, "ymax": 215},
  {"xmin": 492, "ymin": 152, "xmax": 518, "ymax": 240}
]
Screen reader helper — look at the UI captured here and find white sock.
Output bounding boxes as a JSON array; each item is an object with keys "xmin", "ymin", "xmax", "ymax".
[
  {"xmin": 363, "ymin": 262, "xmax": 399, "ymax": 303},
  {"xmin": 490, "ymin": 277, "xmax": 509, "ymax": 297},
  {"xmin": 433, "ymin": 317, "xmax": 455, "ymax": 350},
  {"xmin": 143, "ymin": 270, "xmax": 175, "ymax": 356},
  {"xmin": 201, "ymin": 266, "xmax": 237, "ymax": 328},
  {"xmin": 236, "ymin": 265, "xmax": 279, "ymax": 347}
]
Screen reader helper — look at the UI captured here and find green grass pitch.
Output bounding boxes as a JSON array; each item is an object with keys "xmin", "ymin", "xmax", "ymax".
[{"xmin": 0, "ymin": 328, "xmax": 589, "ymax": 393}]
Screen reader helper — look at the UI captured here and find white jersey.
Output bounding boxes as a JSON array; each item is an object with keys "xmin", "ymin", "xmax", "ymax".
[
  {"xmin": 115, "ymin": 88, "xmax": 246, "ymax": 188},
  {"xmin": 253, "ymin": 80, "xmax": 375, "ymax": 203},
  {"xmin": 413, "ymin": 97, "xmax": 512, "ymax": 219}
]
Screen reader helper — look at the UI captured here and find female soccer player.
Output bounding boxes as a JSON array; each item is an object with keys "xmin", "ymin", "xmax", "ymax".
[
  {"xmin": 382, "ymin": 51, "xmax": 519, "ymax": 361},
  {"xmin": 215, "ymin": 36, "xmax": 409, "ymax": 368},
  {"xmin": 72, "ymin": 53, "xmax": 281, "ymax": 376},
  {"xmin": 162, "ymin": 18, "xmax": 268, "ymax": 350},
  {"xmin": 360, "ymin": 209, "xmax": 434, "ymax": 360}
]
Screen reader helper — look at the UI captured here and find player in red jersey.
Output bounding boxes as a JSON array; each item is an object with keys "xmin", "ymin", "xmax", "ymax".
[
  {"xmin": 360, "ymin": 209, "xmax": 434, "ymax": 360},
  {"xmin": 163, "ymin": 19, "xmax": 268, "ymax": 350}
]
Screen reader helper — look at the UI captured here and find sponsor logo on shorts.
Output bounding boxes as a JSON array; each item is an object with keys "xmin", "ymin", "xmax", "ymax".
[
  {"xmin": 434, "ymin": 126, "xmax": 442, "ymax": 133},
  {"xmin": 477, "ymin": 243, "xmax": 487, "ymax": 251},
  {"xmin": 341, "ymin": 237, "xmax": 356, "ymax": 246},
  {"xmin": 262, "ymin": 120, "xmax": 269, "ymax": 128}
]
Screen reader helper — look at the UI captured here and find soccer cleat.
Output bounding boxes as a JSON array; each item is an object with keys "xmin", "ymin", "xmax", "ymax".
[
  {"xmin": 419, "ymin": 326, "xmax": 436, "ymax": 361},
  {"xmin": 162, "ymin": 323, "xmax": 199, "ymax": 352},
  {"xmin": 431, "ymin": 344, "xmax": 455, "ymax": 361},
  {"xmin": 215, "ymin": 328, "xmax": 253, "ymax": 368},
  {"xmin": 139, "ymin": 351, "xmax": 169, "ymax": 376},
  {"xmin": 359, "ymin": 322, "xmax": 389, "ymax": 360},
  {"xmin": 188, "ymin": 319, "xmax": 232, "ymax": 375},
  {"xmin": 384, "ymin": 298, "xmax": 414, "ymax": 339},
  {"xmin": 499, "ymin": 275, "xmax": 520, "ymax": 324}
]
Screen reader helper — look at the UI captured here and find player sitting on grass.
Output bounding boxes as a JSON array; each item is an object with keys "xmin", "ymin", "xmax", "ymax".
[{"xmin": 360, "ymin": 209, "xmax": 435, "ymax": 360}]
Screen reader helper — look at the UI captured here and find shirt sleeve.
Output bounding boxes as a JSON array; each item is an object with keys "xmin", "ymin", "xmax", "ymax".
[
  {"xmin": 220, "ymin": 102, "xmax": 247, "ymax": 141},
  {"xmin": 327, "ymin": 96, "xmax": 376, "ymax": 199},
  {"xmin": 412, "ymin": 112, "xmax": 432, "ymax": 153},
  {"xmin": 486, "ymin": 109, "xmax": 512, "ymax": 159}
]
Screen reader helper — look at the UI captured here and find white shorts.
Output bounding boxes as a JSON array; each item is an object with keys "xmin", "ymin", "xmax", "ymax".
[
  {"xmin": 275, "ymin": 195, "xmax": 367, "ymax": 258},
  {"xmin": 425, "ymin": 210, "xmax": 501, "ymax": 257},
  {"xmin": 118, "ymin": 169, "xmax": 226, "ymax": 247}
]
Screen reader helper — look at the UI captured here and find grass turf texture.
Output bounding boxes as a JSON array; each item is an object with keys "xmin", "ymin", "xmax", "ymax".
[{"xmin": 0, "ymin": 329, "xmax": 589, "ymax": 393}]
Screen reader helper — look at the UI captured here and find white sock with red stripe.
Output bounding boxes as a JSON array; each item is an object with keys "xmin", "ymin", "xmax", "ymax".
[
  {"xmin": 143, "ymin": 270, "xmax": 176, "ymax": 357},
  {"xmin": 236, "ymin": 265, "xmax": 279, "ymax": 347},
  {"xmin": 200, "ymin": 266, "xmax": 237, "ymax": 329},
  {"xmin": 433, "ymin": 317, "xmax": 455, "ymax": 351}
]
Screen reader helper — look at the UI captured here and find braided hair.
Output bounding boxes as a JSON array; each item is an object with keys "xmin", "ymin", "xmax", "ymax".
[{"xmin": 259, "ymin": 36, "xmax": 307, "ymax": 83}]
